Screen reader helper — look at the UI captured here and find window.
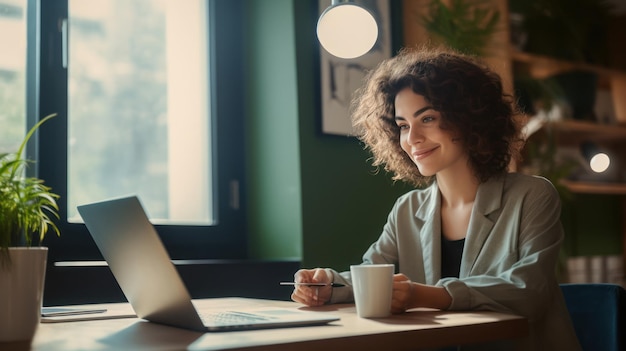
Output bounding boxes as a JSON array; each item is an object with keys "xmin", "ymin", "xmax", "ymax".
[
  {"xmin": 0, "ymin": 0, "xmax": 27, "ymax": 154},
  {"xmin": 67, "ymin": 0, "xmax": 212, "ymax": 225},
  {"xmin": 31, "ymin": 0, "xmax": 247, "ymax": 271}
]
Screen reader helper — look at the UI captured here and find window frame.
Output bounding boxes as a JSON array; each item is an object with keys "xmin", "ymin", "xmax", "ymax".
[{"xmin": 33, "ymin": 0, "xmax": 248, "ymax": 265}]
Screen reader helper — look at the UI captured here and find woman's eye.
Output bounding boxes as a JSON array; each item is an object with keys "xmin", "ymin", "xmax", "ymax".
[
  {"xmin": 397, "ymin": 124, "xmax": 409, "ymax": 130},
  {"xmin": 422, "ymin": 115, "xmax": 436, "ymax": 123}
]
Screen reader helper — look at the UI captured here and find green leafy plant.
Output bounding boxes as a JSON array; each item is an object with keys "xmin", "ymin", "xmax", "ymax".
[
  {"xmin": 420, "ymin": 0, "xmax": 500, "ymax": 56},
  {"xmin": 1, "ymin": 113, "xmax": 60, "ymax": 264}
]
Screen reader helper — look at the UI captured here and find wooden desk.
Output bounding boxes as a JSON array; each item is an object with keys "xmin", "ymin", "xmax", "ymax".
[{"xmin": 4, "ymin": 298, "xmax": 528, "ymax": 351}]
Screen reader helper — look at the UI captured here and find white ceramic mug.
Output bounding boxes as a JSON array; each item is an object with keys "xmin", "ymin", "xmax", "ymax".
[{"xmin": 350, "ymin": 264, "xmax": 394, "ymax": 318}]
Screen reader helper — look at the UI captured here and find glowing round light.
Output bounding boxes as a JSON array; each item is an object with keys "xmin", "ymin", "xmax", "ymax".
[
  {"xmin": 589, "ymin": 153, "xmax": 610, "ymax": 173},
  {"xmin": 316, "ymin": 4, "xmax": 378, "ymax": 59}
]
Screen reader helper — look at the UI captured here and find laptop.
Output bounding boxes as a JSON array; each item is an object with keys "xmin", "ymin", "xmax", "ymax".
[{"xmin": 77, "ymin": 195, "xmax": 339, "ymax": 332}]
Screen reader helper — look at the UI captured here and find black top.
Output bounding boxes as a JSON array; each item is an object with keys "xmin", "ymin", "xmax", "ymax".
[{"xmin": 441, "ymin": 235, "xmax": 465, "ymax": 278}]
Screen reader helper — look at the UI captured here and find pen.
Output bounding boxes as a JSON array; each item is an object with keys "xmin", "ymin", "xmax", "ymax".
[{"xmin": 280, "ymin": 282, "xmax": 345, "ymax": 287}]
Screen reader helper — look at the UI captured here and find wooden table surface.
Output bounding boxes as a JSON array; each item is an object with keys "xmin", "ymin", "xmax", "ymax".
[{"xmin": 2, "ymin": 297, "xmax": 528, "ymax": 351}]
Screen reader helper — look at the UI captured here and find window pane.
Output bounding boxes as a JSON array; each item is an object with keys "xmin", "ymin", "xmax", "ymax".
[
  {"xmin": 0, "ymin": 0, "xmax": 26, "ymax": 153},
  {"xmin": 67, "ymin": 0, "xmax": 212, "ymax": 225}
]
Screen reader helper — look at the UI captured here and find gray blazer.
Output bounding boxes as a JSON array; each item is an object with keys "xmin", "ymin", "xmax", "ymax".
[{"xmin": 328, "ymin": 173, "xmax": 581, "ymax": 350}]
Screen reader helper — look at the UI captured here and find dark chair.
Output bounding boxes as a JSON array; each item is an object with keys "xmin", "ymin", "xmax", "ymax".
[{"xmin": 560, "ymin": 283, "xmax": 626, "ymax": 351}]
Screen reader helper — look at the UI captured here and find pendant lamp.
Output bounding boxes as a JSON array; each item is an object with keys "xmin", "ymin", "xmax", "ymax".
[{"xmin": 317, "ymin": 0, "xmax": 378, "ymax": 59}]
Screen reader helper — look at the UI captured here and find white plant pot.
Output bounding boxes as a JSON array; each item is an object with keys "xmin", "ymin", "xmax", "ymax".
[{"xmin": 0, "ymin": 247, "xmax": 48, "ymax": 342}]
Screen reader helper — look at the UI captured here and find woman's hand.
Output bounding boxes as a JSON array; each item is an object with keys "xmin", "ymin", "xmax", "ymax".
[
  {"xmin": 391, "ymin": 274, "xmax": 453, "ymax": 313},
  {"xmin": 391, "ymin": 273, "xmax": 414, "ymax": 314},
  {"xmin": 290, "ymin": 268, "xmax": 333, "ymax": 307}
]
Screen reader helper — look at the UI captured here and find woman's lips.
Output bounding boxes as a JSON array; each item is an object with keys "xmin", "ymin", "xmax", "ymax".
[{"xmin": 412, "ymin": 146, "xmax": 439, "ymax": 160}]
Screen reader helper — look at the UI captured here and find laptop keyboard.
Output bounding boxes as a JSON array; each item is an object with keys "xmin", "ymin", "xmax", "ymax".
[{"xmin": 200, "ymin": 311, "xmax": 270, "ymax": 326}]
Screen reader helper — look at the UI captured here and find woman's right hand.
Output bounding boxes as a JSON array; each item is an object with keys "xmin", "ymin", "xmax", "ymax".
[{"xmin": 290, "ymin": 268, "xmax": 333, "ymax": 306}]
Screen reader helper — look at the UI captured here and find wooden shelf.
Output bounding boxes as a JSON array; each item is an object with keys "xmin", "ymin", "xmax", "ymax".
[
  {"xmin": 510, "ymin": 49, "xmax": 626, "ymax": 81},
  {"xmin": 526, "ymin": 119, "xmax": 626, "ymax": 147},
  {"xmin": 545, "ymin": 120, "xmax": 626, "ymax": 145},
  {"xmin": 560, "ymin": 180, "xmax": 626, "ymax": 195}
]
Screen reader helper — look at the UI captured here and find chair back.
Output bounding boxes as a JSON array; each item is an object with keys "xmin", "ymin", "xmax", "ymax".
[{"xmin": 560, "ymin": 283, "xmax": 626, "ymax": 351}]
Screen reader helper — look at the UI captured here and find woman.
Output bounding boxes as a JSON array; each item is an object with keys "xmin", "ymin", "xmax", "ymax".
[{"xmin": 291, "ymin": 47, "xmax": 580, "ymax": 350}]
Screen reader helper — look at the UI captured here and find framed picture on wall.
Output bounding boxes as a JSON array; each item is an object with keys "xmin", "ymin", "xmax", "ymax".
[{"xmin": 318, "ymin": 0, "xmax": 393, "ymax": 136}]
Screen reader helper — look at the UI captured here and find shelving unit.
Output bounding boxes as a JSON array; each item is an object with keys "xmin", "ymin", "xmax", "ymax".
[
  {"xmin": 512, "ymin": 47, "xmax": 626, "ymax": 185},
  {"xmin": 560, "ymin": 179, "xmax": 626, "ymax": 195},
  {"xmin": 511, "ymin": 48, "xmax": 626, "ymax": 124},
  {"xmin": 512, "ymin": 42, "xmax": 626, "ymax": 279}
]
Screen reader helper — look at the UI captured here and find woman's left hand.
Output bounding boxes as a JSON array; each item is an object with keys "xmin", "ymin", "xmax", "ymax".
[{"xmin": 391, "ymin": 273, "xmax": 414, "ymax": 314}]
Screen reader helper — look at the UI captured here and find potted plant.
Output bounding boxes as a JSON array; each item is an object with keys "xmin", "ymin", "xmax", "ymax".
[{"xmin": 0, "ymin": 113, "xmax": 60, "ymax": 342}]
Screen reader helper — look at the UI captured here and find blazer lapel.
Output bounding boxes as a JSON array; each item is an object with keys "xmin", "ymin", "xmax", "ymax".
[
  {"xmin": 460, "ymin": 176, "xmax": 504, "ymax": 277},
  {"xmin": 416, "ymin": 182, "xmax": 442, "ymax": 284}
]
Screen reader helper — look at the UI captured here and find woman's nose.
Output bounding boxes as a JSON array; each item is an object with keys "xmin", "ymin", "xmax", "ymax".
[{"xmin": 407, "ymin": 125, "xmax": 424, "ymax": 144}]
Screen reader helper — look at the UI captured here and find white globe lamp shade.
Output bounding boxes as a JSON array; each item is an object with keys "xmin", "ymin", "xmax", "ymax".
[
  {"xmin": 589, "ymin": 153, "xmax": 610, "ymax": 173},
  {"xmin": 317, "ymin": 3, "xmax": 378, "ymax": 59}
]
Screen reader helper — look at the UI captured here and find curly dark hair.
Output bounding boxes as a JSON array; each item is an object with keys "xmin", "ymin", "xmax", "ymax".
[{"xmin": 351, "ymin": 46, "xmax": 523, "ymax": 187}]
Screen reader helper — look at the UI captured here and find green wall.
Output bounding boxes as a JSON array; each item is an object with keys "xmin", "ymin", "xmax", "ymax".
[
  {"xmin": 246, "ymin": 0, "xmax": 411, "ymax": 271},
  {"xmin": 245, "ymin": 0, "xmax": 303, "ymax": 260}
]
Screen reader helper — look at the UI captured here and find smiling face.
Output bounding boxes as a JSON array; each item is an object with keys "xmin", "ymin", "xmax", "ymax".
[{"xmin": 394, "ymin": 87, "xmax": 469, "ymax": 179}]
